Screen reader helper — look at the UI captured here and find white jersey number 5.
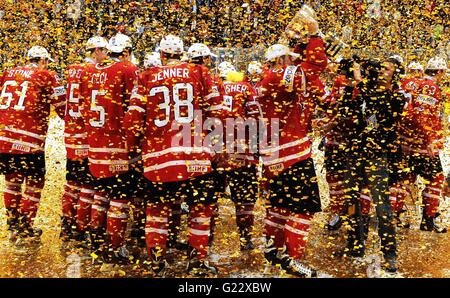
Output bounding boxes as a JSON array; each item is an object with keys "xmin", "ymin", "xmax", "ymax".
[{"xmin": 89, "ymin": 89, "xmax": 106, "ymax": 127}]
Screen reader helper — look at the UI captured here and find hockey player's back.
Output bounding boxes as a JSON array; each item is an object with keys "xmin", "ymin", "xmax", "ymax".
[
  {"xmin": 126, "ymin": 61, "xmax": 219, "ymax": 182},
  {"xmin": 80, "ymin": 59, "xmax": 138, "ymax": 178},
  {"xmin": 0, "ymin": 64, "xmax": 65, "ymax": 154}
]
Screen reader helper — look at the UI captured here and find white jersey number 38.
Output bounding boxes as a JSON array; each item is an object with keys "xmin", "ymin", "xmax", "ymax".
[{"xmin": 151, "ymin": 83, "xmax": 194, "ymax": 127}]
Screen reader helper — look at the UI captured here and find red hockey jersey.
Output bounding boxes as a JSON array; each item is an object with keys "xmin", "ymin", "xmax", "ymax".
[
  {"xmin": 257, "ymin": 65, "xmax": 315, "ymax": 178},
  {"xmin": 217, "ymin": 80, "xmax": 262, "ymax": 170},
  {"xmin": 80, "ymin": 59, "xmax": 138, "ymax": 178},
  {"xmin": 64, "ymin": 63, "xmax": 92, "ymax": 160},
  {"xmin": 0, "ymin": 64, "xmax": 65, "ymax": 154},
  {"xmin": 258, "ymin": 37, "xmax": 327, "ymax": 178},
  {"xmin": 399, "ymin": 75, "xmax": 443, "ymax": 155},
  {"xmin": 401, "ymin": 76, "xmax": 422, "ymax": 95},
  {"xmin": 124, "ymin": 61, "xmax": 222, "ymax": 182}
]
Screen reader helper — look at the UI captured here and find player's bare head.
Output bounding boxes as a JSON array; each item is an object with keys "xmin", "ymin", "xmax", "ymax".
[
  {"xmin": 425, "ymin": 57, "xmax": 448, "ymax": 81},
  {"xmin": 159, "ymin": 35, "xmax": 184, "ymax": 65},
  {"xmin": 383, "ymin": 55, "xmax": 405, "ymax": 85},
  {"xmin": 26, "ymin": 46, "xmax": 54, "ymax": 69},
  {"xmin": 107, "ymin": 33, "xmax": 133, "ymax": 62},
  {"xmin": 86, "ymin": 36, "xmax": 108, "ymax": 63},
  {"xmin": 265, "ymin": 44, "xmax": 299, "ymax": 67},
  {"xmin": 187, "ymin": 43, "xmax": 216, "ymax": 67}
]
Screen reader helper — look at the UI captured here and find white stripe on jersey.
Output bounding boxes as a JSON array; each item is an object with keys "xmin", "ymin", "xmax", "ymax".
[
  {"xmin": 262, "ymin": 147, "xmax": 311, "ymax": 166},
  {"xmin": 89, "ymin": 147, "xmax": 128, "ymax": 153},
  {"xmin": 144, "ymin": 160, "xmax": 211, "ymax": 172},
  {"xmin": 88, "ymin": 158, "xmax": 130, "ymax": 165},
  {"xmin": 4, "ymin": 126, "xmax": 45, "ymax": 140},
  {"xmin": 0, "ymin": 136, "xmax": 44, "ymax": 150},
  {"xmin": 128, "ymin": 105, "xmax": 146, "ymax": 113},
  {"xmin": 260, "ymin": 137, "xmax": 309, "ymax": 154},
  {"xmin": 142, "ymin": 146, "xmax": 214, "ymax": 159},
  {"xmin": 64, "ymin": 133, "xmax": 87, "ymax": 138}
]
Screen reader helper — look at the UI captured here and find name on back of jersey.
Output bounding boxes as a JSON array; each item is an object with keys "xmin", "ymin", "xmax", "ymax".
[
  {"xmin": 5, "ymin": 69, "xmax": 34, "ymax": 79},
  {"xmin": 89, "ymin": 72, "xmax": 108, "ymax": 85},
  {"xmin": 224, "ymin": 84, "xmax": 248, "ymax": 94},
  {"xmin": 152, "ymin": 68, "xmax": 190, "ymax": 82}
]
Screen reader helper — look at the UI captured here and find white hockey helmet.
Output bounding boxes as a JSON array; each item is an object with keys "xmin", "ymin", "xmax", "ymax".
[
  {"xmin": 27, "ymin": 46, "xmax": 54, "ymax": 62},
  {"xmin": 247, "ymin": 61, "xmax": 263, "ymax": 75},
  {"xmin": 144, "ymin": 52, "xmax": 162, "ymax": 68},
  {"xmin": 187, "ymin": 43, "xmax": 217, "ymax": 59},
  {"xmin": 407, "ymin": 61, "xmax": 424, "ymax": 71},
  {"xmin": 159, "ymin": 35, "xmax": 184, "ymax": 55},
  {"xmin": 107, "ymin": 33, "xmax": 133, "ymax": 53},
  {"xmin": 265, "ymin": 44, "xmax": 299, "ymax": 62},
  {"xmin": 426, "ymin": 56, "xmax": 448, "ymax": 71},
  {"xmin": 218, "ymin": 61, "xmax": 236, "ymax": 78},
  {"xmin": 86, "ymin": 36, "xmax": 108, "ymax": 50}
]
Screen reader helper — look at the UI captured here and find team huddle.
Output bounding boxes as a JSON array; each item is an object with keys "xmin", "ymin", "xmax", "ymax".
[{"xmin": 0, "ymin": 6, "xmax": 448, "ymax": 278}]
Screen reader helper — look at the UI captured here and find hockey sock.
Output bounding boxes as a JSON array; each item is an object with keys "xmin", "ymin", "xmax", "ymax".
[
  {"xmin": 62, "ymin": 181, "xmax": 81, "ymax": 220},
  {"xmin": 168, "ymin": 200, "xmax": 182, "ymax": 243},
  {"xmin": 235, "ymin": 202, "xmax": 254, "ymax": 238},
  {"xmin": 284, "ymin": 212, "xmax": 313, "ymax": 259},
  {"xmin": 4, "ymin": 173, "xmax": 24, "ymax": 212},
  {"xmin": 76, "ymin": 186, "xmax": 95, "ymax": 232},
  {"xmin": 327, "ymin": 174, "xmax": 346, "ymax": 214},
  {"xmin": 389, "ymin": 182, "xmax": 411, "ymax": 213},
  {"xmin": 145, "ymin": 203, "xmax": 171, "ymax": 258},
  {"xmin": 188, "ymin": 203, "xmax": 214, "ymax": 260},
  {"xmin": 90, "ymin": 192, "xmax": 109, "ymax": 230},
  {"xmin": 20, "ymin": 176, "xmax": 44, "ymax": 225},
  {"xmin": 359, "ymin": 188, "xmax": 372, "ymax": 215},
  {"xmin": 422, "ymin": 174, "xmax": 444, "ymax": 217},
  {"xmin": 264, "ymin": 207, "xmax": 287, "ymax": 249},
  {"xmin": 106, "ymin": 200, "xmax": 130, "ymax": 249}
]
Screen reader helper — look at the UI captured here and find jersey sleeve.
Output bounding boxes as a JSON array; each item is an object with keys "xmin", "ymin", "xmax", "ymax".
[
  {"xmin": 244, "ymin": 83, "xmax": 262, "ymax": 119},
  {"xmin": 198, "ymin": 66, "xmax": 223, "ymax": 117},
  {"xmin": 123, "ymin": 72, "xmax": 147, "ymax": 152},
  {"xmin": 425, "ymin": 88, "xmax": 443, "ymax": 147},
  {"xmin": 47, "ymin": 71, "xmax": 66, "ymax": 118},
  {"xmin": 123, "ymin": 64, "xmax": 139, "ymax": 109},
  {"xmin": 300, "ymin": 36, "xmax": 328, "ymax": 75}
]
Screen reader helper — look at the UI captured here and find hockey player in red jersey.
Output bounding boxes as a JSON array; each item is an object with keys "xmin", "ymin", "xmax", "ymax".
[
  {"xmin": 391, "ymin": 57, "xmax": 448, "ymax": 233},
  {"xmin": 214, "ymin": 61, "xmax": 262, "ymax": 251},
  {"xmin": 143, "ymin": 52, "xmax": 162, "ymax": 70},
  {"xmin": 124, "ymin": 35, "xmax": 222, "ymax": 276},
  {"xmin": 246, "ymin": 61, "xmax": 265, "ymax": 87},
  {"xmin": 162, "ymin": 42, "xmax": 219, "ymax": 251},
  {"xmin": 79, "ymin": 33, "xmax": 140, "ymax": 267},
  {"xmin": 259, "ymin": 20, "xmax": 329, "ymax": 276},
  {"xmin": 60, "ymin": 36, "xmax": 108, "ymax": 242},
  {"xmin": 402, "ymin": 61, "xmax": 424, "ymax": 95},
  {"xmin": 0, "ymin": 46, "xmax": 66, "ymax": 242}
]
